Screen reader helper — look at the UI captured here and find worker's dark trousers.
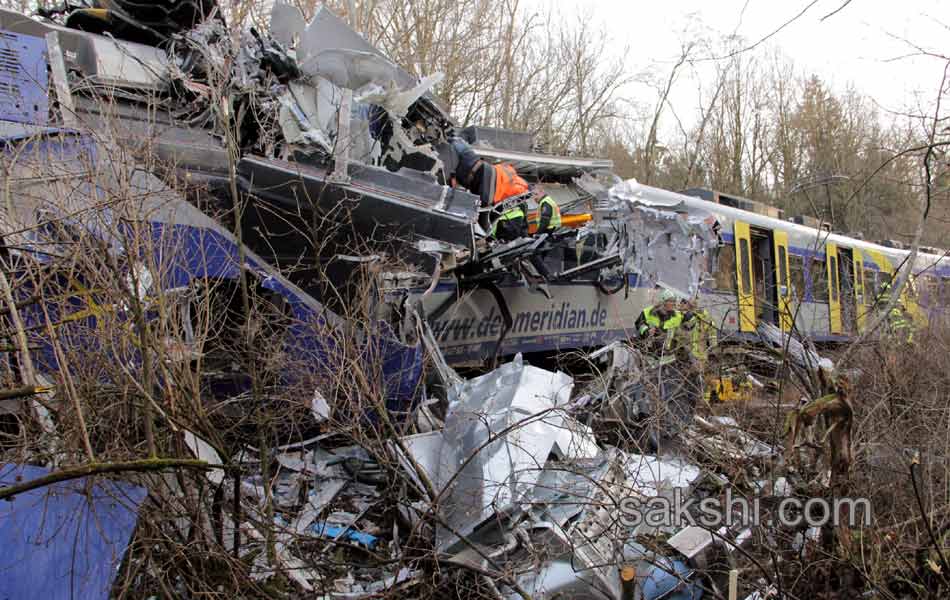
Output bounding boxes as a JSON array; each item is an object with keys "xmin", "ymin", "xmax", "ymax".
[
  {"xmin": 476, "ymin": 163, "xmax": 497, "ymax": 232},
  {"xmin": 494, "ymin": 217, "xmax": 527, "ymax": 241}
]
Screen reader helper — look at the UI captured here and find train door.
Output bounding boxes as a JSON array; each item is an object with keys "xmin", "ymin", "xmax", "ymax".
[
  {"xmin": 826, "ymin": 242, "xmax": 843, "ymax": 334},
  {"xmin": 751, "ymin": 227, "xmax": 778, "ymax": 326},
  {"xmin": 838, "ymin": 248, "xmax": 858, "ymax": 334},
  {"xmin": 733, "ymin": 221, "xmax": 756, "ymax": 332},
  {"xmin": 735, "ymin": 220, "xmax": 782, "ymax": 332},
  {"xmin": 851, "ymin": 248, "xmax": 867, "ymax": 332},
  {"xmin": 772, "ymin": 231, "xmax": 793, "ymax": 331}
]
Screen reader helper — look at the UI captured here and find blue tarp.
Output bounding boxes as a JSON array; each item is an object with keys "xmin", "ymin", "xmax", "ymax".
[
  {"xmin": 0, "ymin": 464, "xmax": 147, "ymax": 600},
  {"xmin": 309, "ymin": 521, "xmax": 378, "ymax": 549}
]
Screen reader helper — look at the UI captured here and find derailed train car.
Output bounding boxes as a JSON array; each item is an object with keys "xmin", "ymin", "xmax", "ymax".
[
  {"xmin": 0, "ymin": 125, "xmax": 429, "ymax": 414},
  {"xmin": 681, "ymin": 188, "xmax": 948, "ymax": 342}
]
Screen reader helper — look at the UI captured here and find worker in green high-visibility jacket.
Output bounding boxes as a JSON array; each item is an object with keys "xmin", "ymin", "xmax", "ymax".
[
  {"xmin": 680, "ymin": 298, "xmax": 718, "ymax": 366},
  {"xmin": 491, "ymin": 205, "xmax": 527, "ymax": 240},
  {"xmin": 536, "ymin": 194, "xmax": 562, "ymax": 234},
  {"xmin": 875, "ymin": 280, "xmax": 915, "ymax": 344},
  {"xmin": 679, "ymin": 297, "xmax": 719, "ymax": 403},
  {"xmin": 635, "ymin": 288, "xmax": 684, "ymax": 365}
]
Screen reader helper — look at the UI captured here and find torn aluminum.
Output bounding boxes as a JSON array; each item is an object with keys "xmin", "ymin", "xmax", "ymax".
[
  {"xmin": 393, "ymin": 346, "xmax": 709, "ymax": 599},
  {"xmin": 757, "ymin": 321, "xmax": 834, "ymax": 372},
  {"xmin": 270, "ymin": 3, "xmax": 441, "ymax": 102},
  {"xmin": 627, "ymin": 206, "xmax": 718, "ymax": 299},
  {"xmin": 183, "ymin": 430, "xmax": 225, "ymax": 485},
  {"xmin": 445, "ymin": 452, "xmax": 624, "ymax": 600},
  {"xmin": 277, "ymin": 84, "xmax": 333, "ymax": 152},
  {"xmin": 502, "ymin": 449, "xmax": 707, "ymax": 600},
  {"xmin": 395, "ymin": 354, "xmax": 599, "ymax": 551},
  {"xmin": 269, "ymin": 2, "xmax": 450, "ymax": 177},
  {"xmin": 356, "ymin": 72, "xmax": 445, "ymax": 119},
  {"xmin": 579, "ymin": 178, "xmax": 720, "ymax": 299},
  {"xmin": 621, "ymin": 452, "xmax": 703, "ymax": 502}
]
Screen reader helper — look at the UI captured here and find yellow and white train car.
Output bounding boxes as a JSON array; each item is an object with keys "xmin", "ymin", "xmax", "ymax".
[{"xmin": 686, "ymin": 188, "xmax": 946, "ymax": 342}]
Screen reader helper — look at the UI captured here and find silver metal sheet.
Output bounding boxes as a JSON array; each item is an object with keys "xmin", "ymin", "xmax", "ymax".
[
  {"xmin": 667, "ymin": 525, "xmax": 716, "ymax": 560},
  {"xmin": 77, "ymin": 34, "xmax": 169, "ymax": 91},
  {"xmin": 758, "ymin": 320, "xmax": 835, "ymax": 371},
  {"xmin": 182, "ymin": 430, "xmax": 224, "ymax": 485},
  {"xmin": 271, "ymin": 3, "xmax": 414, "ymax": 92},
  {"xmin": 269, "ymin": 3, "xmax": 453, "ymax": 121},
  {"xmin": 435, "ymin": 354, "xmax": 576, "ymax": 550},
  {"xmin": 393, "ymin": 430, "xmax": 443, "ymax": 495},
  {"xmin": 621, "ymin": 452, "xmax": 703, "ymax": 499}
]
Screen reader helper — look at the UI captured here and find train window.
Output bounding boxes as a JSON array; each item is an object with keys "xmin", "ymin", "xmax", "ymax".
[
  {"xmin": 811, "ymin": 258, "xmax": 829, "ymax": 302},
  {"xmin": 738, "ymin": 238, "xmax": 752, "ymax": 293},
  {"xmin": 715, "ymin": 244, "xmax": 737, "ymax": 290},
  {"xmin": 790, "ymin": 254, "xmax": 806, "ymax": 300},
  {"xmin": 864, "ymin": 268, "xmax": 878, "ymax": 302},
  {"xmin": 922, "ymin": 277, "xmax": 939, "ymax": 305},
  {"xmin": 829, "ymin": 256, "xmax": 839, "ymax": 302},
  {"xmin": 778, "ymin": 246, "xmax": 789, "ymax": 291}
]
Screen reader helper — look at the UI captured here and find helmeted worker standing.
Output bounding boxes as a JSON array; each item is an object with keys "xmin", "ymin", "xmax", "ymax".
[
  {"xmin": 635, "ymin": 288, "xmax": 684, "ymax": 366},
  {"xmin": 679, "ymin": 297, "xmax": 719, "ymax": 403},
  {"xmin": 875, "ymin": 280, "xmax": 915, "ymax": 344},
  {"xmin": 680, "ymin": 298, "xmax": 718, "ymax": 366},
  {"xmin": 535, "ymin": 193, "xmax": 562, "ymax": 234},
  {"xmin": 635, "ymin": 289, "xmax": 701, "ymax": 453}
]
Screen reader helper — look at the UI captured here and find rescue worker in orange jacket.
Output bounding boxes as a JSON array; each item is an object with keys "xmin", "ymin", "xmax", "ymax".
[{"xmin": 446, "ymin": 137, "xmax": 529, "ymax": 240}]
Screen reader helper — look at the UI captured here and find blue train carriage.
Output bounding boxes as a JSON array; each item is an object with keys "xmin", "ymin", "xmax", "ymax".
[{"xmin": 678, "ymin": 188, "xmax": 949, "ymax": 343}]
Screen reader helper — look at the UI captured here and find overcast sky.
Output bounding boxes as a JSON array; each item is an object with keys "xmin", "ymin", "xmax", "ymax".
[{"xmin": 550, "ymin": 0, "xmax": 948, "ymax": 123}]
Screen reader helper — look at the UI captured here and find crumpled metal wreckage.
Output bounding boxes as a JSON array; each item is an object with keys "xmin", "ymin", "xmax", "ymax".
[
  {"xmin": 585, "ymin": 340, "xmax": 705, "ymax": 453},
  {"xmin": 166, "ymin": 350, "xmax": 737, "ymax": 599},
  {"xmin": 390, "ymin": 353, "xmax": 737, "ymax": 600},
  {"xmin": 576, "ymin": 175, "xmax": 721, "ymax": 300},
  {"xmin": 0, "ymin": 4, "xmax": 756, "ymax": 600}
]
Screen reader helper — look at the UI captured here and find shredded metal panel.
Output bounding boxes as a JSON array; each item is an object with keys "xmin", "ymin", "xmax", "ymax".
[
  {"xmin": 0, "ymin": 30, "xmax": 47, "ymax": 124},
  {"xmin": 238, "ymin": 156, "xmax": 477, "ymax": 252}
]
